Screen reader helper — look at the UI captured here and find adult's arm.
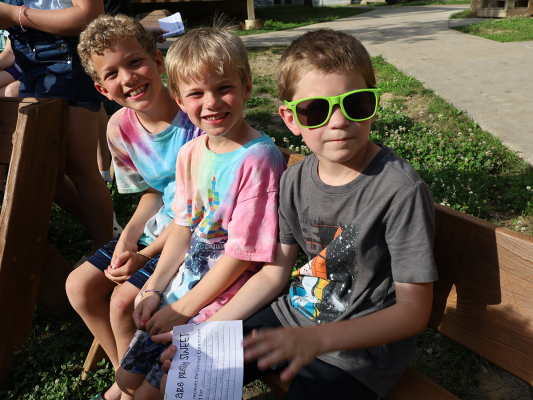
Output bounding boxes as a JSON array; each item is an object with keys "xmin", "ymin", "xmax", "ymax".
[
  {"xmin": 0, "ymin": 38, "xmax": 15, "ymax": 70},
  {"xmin": 0, "ymin": 0, "xmax": 104, "ymax": 35}
]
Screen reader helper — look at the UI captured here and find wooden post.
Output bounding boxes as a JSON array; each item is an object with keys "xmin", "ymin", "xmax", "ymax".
[
  {"xmin": 0, "ymin": 98, "xmax": 68, "ymax": 388},
  {"xmin": 247, "ymin": 0, "xmax": 255, "ymax": 20}
]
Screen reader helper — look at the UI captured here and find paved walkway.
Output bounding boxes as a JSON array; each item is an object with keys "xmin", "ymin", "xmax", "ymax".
[{"xmin": 162, "ymin": 6, "xmax": 533, "ymax": 161}]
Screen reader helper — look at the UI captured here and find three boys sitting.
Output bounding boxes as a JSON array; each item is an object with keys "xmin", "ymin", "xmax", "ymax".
[{"xmin": 70, "ymin": 13, "xmax": 437, "ymax": 400}]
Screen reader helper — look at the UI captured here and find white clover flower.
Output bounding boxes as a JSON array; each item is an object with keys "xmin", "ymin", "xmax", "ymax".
[
  {"xmin": 468, "ymin": 128, "xmax": 472, "ymax": 132},
  {"xmin": 469, "ymin": 191, "xmax": 473, "ymax": 194},
  {"xmin": 458, "ymin": 132, "xmax": 462, "ymax": 136},
  {"xmin": 271, "ymin": 137, "xmax": 276, "ymax": 142},
  {"xmin": 521, "ymin": 227, "xmax": 526, "ymax": 232},
  {"xmin": 295, "ymin": 147, "xmax": 300, "ymax": 152}
]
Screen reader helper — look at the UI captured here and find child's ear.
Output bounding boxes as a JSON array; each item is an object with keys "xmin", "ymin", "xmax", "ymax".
[
  {"xmin": 175, "ymin": 95, "xmax": 187, "ymax": 114},
  {"xmin": 279, "ymin": 105, "xmax": 302, "ymax": 137},
  {"xmin": 155, "ymin": 50, "xmax": 165, "ymax": 75},
  {"xmin": 94, "ymin": 81, "xmax": 114, "ymax": 101},
  {"xmin": 243, "ymin": 75, "xmax": 252, "ymax": 104}
]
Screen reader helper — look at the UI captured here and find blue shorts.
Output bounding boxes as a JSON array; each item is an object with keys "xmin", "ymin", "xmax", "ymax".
[
  {"xmin": 87, "ymin": 234, "xmax": 160, "ymax": 289},
  {"xmin": 7, "ymin": 27, "xmax": 105, "ymax": 112}
]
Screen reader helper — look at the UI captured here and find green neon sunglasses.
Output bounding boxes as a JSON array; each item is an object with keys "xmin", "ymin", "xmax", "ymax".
[{"xmin": 284, "ymin": 88, "xmax": 382, "ymax": 129}]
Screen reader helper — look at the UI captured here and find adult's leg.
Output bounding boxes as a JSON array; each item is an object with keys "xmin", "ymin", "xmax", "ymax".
[
  {"xmin": 97, "ymin": 105, "xmax": 111, "ymax": 176},
  {"xmin": 65, "ymin": 262, "xmax": 118, "ymax": 369},
  {"xmin": 0, "ymin": 71, "xmax": 15, "ymax": 96},
  {"xmin": 61, "ymin": 105, "xmax": 114, "ymax": 254},
  {"xmin": 4, "ymin": 80, "xmax": 20, "ymax": 97}
]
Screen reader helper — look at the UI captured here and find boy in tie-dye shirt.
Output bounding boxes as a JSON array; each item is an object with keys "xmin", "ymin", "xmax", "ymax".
[
  {"xmin": 115, "ymin": 27, "xmax": 285, "ymax": 399},
  {"xmin": 66, "ymin": 15, "xmax": 203, "ymax": 400}
]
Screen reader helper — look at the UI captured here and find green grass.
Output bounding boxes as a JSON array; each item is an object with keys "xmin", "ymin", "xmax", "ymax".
[
  {"xmin": 452, "ymin": 16, "xmax": 533, "ymax": 42},
  {"xmin": 235, "ymin": 5, "xmax": 372, "ymax": 36},
  {"xmin": 4, "ymin": 48, "xmax": 533, "ymax": 400},
  {"xmin": 449, "ymin": 8, "xmax": 477, "ymax": 18},
  {"xmin": 369, "ymin": 0, "xmax": 471, "ymax": 7}
]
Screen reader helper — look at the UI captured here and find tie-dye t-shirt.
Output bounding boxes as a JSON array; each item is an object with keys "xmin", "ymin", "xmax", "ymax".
[
  {"xmin": 162, "ymin": 133, "xmax": 286, "ymax": 322},
  {"xmin": 107, "ymin": 107, "xmax": 203, "ymax": 245}
]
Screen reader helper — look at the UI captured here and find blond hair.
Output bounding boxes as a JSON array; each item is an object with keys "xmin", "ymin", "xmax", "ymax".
[
  {"xmin": 166, "ymin": 27, "xmax": 250, "ymax": 99},
  {"xmin": 78, "ymin": 14, "xmax": 157, "ymax": 83},
  {"xmin": 277, "ymin": 29, "xmax": 376, "ymax": 101}
]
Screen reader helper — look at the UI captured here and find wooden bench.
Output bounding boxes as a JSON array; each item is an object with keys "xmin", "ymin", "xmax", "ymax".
[
  {"xmin": 0, "ymin": 98, "xmax": 73, "ymax": 389},
  {"xmin": 265, "ymin": 147, "xmax": 533, "ymax": 399}
]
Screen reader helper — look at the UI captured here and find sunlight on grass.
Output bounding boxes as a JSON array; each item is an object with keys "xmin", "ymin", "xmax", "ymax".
[{"xmin": 452, "ymin": 16, "xmax": 533, "ymax": 42}]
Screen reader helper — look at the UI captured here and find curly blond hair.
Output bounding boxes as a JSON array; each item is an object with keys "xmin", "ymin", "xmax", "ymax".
[
  {"xmin": 165, "ymin": 27, "xmax": 250, "ymax": 99},
  {"xmin": 78, "ymin": 14, "xmax": 157, "ymax": 83}
]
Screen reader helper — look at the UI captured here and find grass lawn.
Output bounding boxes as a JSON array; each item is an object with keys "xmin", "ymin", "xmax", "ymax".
[
  {"xmin": 368, "ymin": 0, "xmax": 471, "ymax": 7},
  {"xmin": 3, "ymin": 46, "xmax": 533, "ymax": 399},
  {"xmin": 235, "ymin": 5, "xmax": 372, "ymax": 36},
  {"xmin": 452, "ymin": 15, "xmax": 533, "ymax": 42},
  {"xmin": 449, "ymin": 8, "xmax": 477, "ymax": 18}
]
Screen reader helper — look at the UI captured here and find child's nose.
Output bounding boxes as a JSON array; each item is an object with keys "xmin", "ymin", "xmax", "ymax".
[
  {"xmin": 329, "ymin": 105, "xmax": 349, "ymax": 128},
  {"xmin": 205, "ymin": 93, "xmax": 220, "ymax": 108},
  {"xmin": 121, "ymin": 70, "xmax": 137, "ymax": 86}
]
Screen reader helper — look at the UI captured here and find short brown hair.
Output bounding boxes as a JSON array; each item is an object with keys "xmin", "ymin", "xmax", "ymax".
[
  {"xmin": 78, "ymin": 14, "xmax": 157, "ymax": 83},
  {"xmin": 277, "ymin": 29, "xmax": 376, "ymax": 101},
  {"xmin": 166, "ymin": 27, "xmax": 250, "ymax": 99}
]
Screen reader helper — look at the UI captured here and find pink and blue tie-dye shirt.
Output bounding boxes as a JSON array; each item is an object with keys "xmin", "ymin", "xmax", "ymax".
[
  {"xmin": 107, "ymin": 107, "xmax": 204, "ymax": 245},
  {"xmin": 163, "ymin": 133, "xmax": 286, "ymax": 322}
]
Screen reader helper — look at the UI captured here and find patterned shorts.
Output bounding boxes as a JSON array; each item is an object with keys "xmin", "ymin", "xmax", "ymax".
[{"xmin": 120, "ymin": 330, "xmax": 170, "ymax": 389}]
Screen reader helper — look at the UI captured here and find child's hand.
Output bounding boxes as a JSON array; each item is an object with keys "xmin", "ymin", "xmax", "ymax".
[
  {"xmin": 111, "ymin": 235, "xmax": 138, "ymax": 269},
  {"xmin": 144, "ymin": 305, "xmax": 191, "ymax": 336},
  {"xmin": 145, "ymin": 27, "xmax": 168, "ymax": 43},
  {"xmin": 243, "ymin": 326, "xmax": 323, "ymax": 383},
  {"xmin": 133, "ymin": 292, "xmax": 161, "ymax": 330},
  {"xmin": 104, "ymin": 251, "xmax": 148, "ymax": 284},
  {"xmin": 152, "ymin": 331, "xmax": 175, "ymax": 373}
]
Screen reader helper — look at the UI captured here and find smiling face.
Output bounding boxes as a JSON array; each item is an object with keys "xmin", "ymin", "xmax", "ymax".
[
  {"xmin": 280, "ymin": 70, "xmax": 378, "ymax": 174},
  {"xmin": 175, "ymin": 69, "xmax": 252, "ymax": 142},
  {"xmin": 92, "ymin": 36, "xmax": 165, "ymax": 113}
]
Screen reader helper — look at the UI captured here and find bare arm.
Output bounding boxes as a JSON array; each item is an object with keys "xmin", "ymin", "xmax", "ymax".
[
  {"xmin": 133, "ymin": 223, "xmax": 192, "ymax": 326},
  {"xmin": 208, "ymin": 243, "xmax": 300, "ymax": 322},
  {"xmin": 0, "ymin": 39, "xmax": 15, "ymax": 70},
  {"xmin": 144, "ymin": 254, "xmax": 254, "ymax": 335},
  {"xmin": 243, "ymin": 281, "xmax": 433, "ymax": 382},
  {"xmin": 0, "ymin": 0, "xmax": 104, "ymax": 35}
]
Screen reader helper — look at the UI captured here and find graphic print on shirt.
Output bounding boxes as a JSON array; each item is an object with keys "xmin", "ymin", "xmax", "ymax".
[
  {"xmin": 290, "ymin": 220, "xmax": 358, "ymax": 323},
  {"xmin": 187, "ymin": 177, "xmax": 228, "ymax": 239}
]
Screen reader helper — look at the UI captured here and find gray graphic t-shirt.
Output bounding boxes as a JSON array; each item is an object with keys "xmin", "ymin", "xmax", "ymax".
[{"xmin": 272, "ymin": 145, "xmax": 438, "ymax": 398}]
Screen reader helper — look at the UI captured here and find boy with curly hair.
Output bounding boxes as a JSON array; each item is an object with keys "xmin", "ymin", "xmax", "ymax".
[{"xmin": 66, "ymin": 14, "xmax": 203, "ymax": 400}]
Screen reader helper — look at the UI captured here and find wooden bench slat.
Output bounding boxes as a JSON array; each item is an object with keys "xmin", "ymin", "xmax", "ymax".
[
  {"xmin": 431, "ymin": 204, "xmax": 533, "ymax": 385},
  {"xmin": 384, "ymin": 366, "xmax": 458, "ymax": 400}
]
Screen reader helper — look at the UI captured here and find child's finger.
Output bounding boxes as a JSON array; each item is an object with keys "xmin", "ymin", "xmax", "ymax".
[
  {"xmin": 111, "ymin": 251, "xmax": 130, "ymax": 269},
  {"xmin": 152, "ymin": 331, "xmax": 173, "ymax": 343}
]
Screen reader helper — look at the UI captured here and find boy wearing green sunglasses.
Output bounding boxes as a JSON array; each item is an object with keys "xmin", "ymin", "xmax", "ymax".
[{"xmin": 237, "ymin": 29, "xmax": 438, "ymax": 399}]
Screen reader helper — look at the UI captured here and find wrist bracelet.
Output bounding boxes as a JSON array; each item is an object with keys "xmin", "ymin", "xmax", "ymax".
[
  {"xmin": 137, "ymin": 251, "xmax": 151, "ymax": 259},
  {"xmin": 140, "ymin": 289, "xmax": 164, "ymax": 306},
  {"xmin": 19, "ymin": 5, "xmax": 28, "ymax": 32}
]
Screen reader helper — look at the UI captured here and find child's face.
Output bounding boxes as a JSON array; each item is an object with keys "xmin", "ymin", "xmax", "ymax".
[
  {"xmin": 280, "ymin": 70, "xmax": 376, "ymax": 169},
  {"xmin": 175, "ymin": 70, "xmax": 252, "ymax": 140},
  {"xmin": 92, "ymin": 36, "xmax": 165, "ymax": 112}
]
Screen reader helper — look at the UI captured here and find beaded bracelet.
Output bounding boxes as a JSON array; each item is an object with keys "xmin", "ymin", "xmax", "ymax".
[
  {"xmin": 140, "ymin": 289, "xmax": 164, "ymax": 306},
  {"xmin": 137, "ymin": 251, "xmax": 151, "ymax": 259},
  {"xmin": 19, "ymin": 5, "xmax": 28, "ymax": 32}
]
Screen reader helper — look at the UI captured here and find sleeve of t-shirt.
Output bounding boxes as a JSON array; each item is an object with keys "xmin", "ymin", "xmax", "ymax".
[
  {"xmin": 224, "ymin": 145, "xmax": 286, "ymax": 263},
  {"xmin": 277, "ymin": 165, "xmax": 299, "ymax": 246},
  {"xmin": 107, "ymin": 110, "xmax": 150, "ymax": 194},
  {"xmin": 385, "ymin": 181, "xmax": 438, "ymax": 283}
]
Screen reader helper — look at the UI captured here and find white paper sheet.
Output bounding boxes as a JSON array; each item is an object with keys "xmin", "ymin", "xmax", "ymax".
[
  {"xmin": 158, "ymin": 12, "xmax": 185, "ymax": 39},
  {"xmin": 164, "ymin": 321, "xmax": 243, "ymax": 400}
]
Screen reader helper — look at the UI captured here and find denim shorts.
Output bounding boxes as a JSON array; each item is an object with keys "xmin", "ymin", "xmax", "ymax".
[
  {"xmin": 7, "ymin": 27, "xmax": 105, "ymax": 112},
  {"xmin": 87, "ymin": 234, "xmax": 160, "ymax": 289}
]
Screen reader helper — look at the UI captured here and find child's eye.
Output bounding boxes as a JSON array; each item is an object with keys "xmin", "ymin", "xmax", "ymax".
[
  {"xmin": 219, "ymin": 85, "xmax": 233, "ymax": 92},
  {"xmin": 104, "ymin": 71, "xmax": 117, "ymax": 80},
  {"xmin": 130, "ymin": 59, "xmax": 142, "ymax": 66}
]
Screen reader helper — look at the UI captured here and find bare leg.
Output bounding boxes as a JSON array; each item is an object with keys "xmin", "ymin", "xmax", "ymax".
[
  {"xmin": 3, "ymin": 80, "xmax": 20, "ymax": 97},
  {"xmin": 134, "ymin": 380, "xmax": 163, "ymax": 400},
  {"xmin": 107, "ymin": 282, "xmax": 140, "ymax": 400},
  {"xmin": 66, "ymin": 262, "xmax": 118, "ymax": 369},
  {"xmin": 116, "ymin": 367, "xmax": 147, "ymax": 397},
  {"xmin": 0, "ymin": 71, "xmax": 15, "ymax": 96},
  {"xmin": 60, "ymin": 105, "xmax": 113, "ymax": 254},
  {"xmin": 98, "ymin": 105, "xmax": 111, "ymax": 174}
]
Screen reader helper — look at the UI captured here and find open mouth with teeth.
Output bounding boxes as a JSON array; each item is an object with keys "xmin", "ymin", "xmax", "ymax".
[
  {"xmin": 203, "ymin": 113, "xmax": 228, "ymax": 121},
  {"xmin": 127, "ymin": 84, "xmax": 147, "ymax": 97}
]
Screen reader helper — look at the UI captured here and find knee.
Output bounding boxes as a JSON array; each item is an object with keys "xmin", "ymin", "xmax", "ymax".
[
  {"xmin": 116, "ymin": 366, "xmax": 143, "ymax": 396},
  {"xmin": 110, "ymin": 286, "xmax": 136, "ymax": 319},
  {"xmin": 5, "ymin": 81, "xmax": 20, "ymax": 97},
  {"xmin": 65, "ymin": 268, "xmax": 89, "ymax": 310}
]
